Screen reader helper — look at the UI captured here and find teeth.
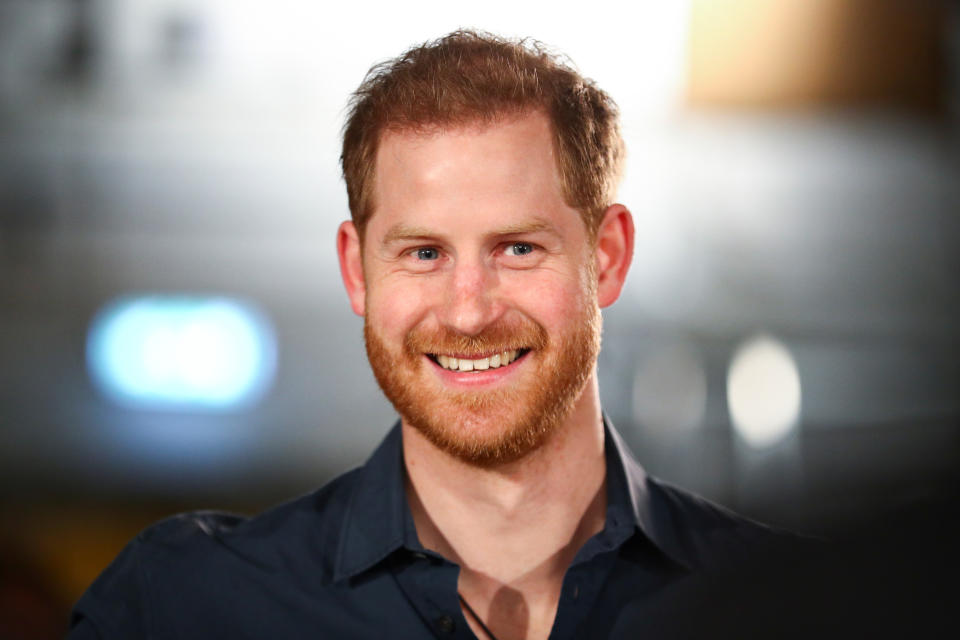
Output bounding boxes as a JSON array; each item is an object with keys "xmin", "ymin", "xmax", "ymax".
[{"xmin": 434, "ymin": 350, "xmax": 522, "ymax": 371}]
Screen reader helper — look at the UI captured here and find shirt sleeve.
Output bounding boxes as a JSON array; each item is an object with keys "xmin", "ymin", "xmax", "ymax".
[{"xmin": 69, "ymin": 536, "xmax": 152, "ymax": 638}]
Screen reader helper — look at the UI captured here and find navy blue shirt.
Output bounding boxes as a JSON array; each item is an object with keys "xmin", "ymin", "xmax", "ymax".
[{"xmin": 69, "ymin": 418, "xmax": 788, "ymax": 639}]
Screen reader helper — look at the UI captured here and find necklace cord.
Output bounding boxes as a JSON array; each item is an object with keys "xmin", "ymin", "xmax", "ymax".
[{"xmin": 458, "ymin": 593, "xmax": 502, "ymax": 640}]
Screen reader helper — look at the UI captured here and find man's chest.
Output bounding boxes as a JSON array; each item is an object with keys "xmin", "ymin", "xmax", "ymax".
[{"xmin": 144, "ymin": 545, "xmax": 680, "ymax": 640}]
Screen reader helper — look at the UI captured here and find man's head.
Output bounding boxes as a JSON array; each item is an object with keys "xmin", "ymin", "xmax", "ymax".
[
  {"xmin": 340, "ymin": 29, "xmax": 625, "ymax": 243},
  {"xmin": 337, "ymin": 31, "xmax": 634, "ymax": 467}
]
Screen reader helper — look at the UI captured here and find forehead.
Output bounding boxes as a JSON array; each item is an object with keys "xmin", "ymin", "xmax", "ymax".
[{"xmin": 368, "ymin": 112, "xmax": 573, "ymax": 234}]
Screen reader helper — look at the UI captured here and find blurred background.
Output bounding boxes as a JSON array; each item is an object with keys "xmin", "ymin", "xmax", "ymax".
[{"xmin": 1, "ymin": 0, "xmax": 958, "ymax": 634}]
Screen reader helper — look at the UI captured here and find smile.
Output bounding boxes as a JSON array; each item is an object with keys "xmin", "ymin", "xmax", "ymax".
[{"xmin": 427, "ymin": 349, "xmax": 529, "ymax": 372}]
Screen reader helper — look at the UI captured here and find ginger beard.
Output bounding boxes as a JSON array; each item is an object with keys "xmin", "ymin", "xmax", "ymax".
[{"xmin": 364, "ymin": 301, "xmax": 602, "ymax": 467}]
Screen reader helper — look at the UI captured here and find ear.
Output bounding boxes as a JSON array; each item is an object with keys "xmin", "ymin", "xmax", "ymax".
[
  {"xmin": 337, "ymin": 221, "xmax": 366, "ymax": 316},
  {"xmin": 594, "ymin": 204, "xmax": 635, "ymax": 308}
]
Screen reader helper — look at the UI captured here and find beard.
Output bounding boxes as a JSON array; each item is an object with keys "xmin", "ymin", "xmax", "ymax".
[{"xmin": 364, "ymin": 303, "xmax": 601, "ymax": 468}]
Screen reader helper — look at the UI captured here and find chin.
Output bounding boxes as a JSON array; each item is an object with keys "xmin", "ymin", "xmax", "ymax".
[
  {"xmin": 408, "ymin": 402, "xmax": 557, "ymax": 467},
  {"xmin": 364, "ymin": 306, "xmax": 602, "ymax": 468}
]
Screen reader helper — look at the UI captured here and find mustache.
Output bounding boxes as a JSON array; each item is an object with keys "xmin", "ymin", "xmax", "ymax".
[{"xmin": 404, "ymin": 317, "xmax": 548, "ymax": 357}]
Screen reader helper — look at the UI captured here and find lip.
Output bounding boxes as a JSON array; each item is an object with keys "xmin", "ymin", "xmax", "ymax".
[{"xmin": 426, "ymin": 350, "xmax": 530, "ymax": 387}]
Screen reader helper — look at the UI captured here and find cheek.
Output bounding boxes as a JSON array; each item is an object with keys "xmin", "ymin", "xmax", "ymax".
[
  {"xmin": 500, "ymin": 270, "xmax": 590, "ymax": 330},
  {"xmin": 366, "ymin": 278, "xmax": 433, "ymax": 335}
]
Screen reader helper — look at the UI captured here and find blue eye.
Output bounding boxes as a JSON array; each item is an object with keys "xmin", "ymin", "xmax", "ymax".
[
  {"xmin": 505, "ymin": 242, "xmax": 534, "ymax": 256},
  {"xmin": 416, "ymin": 247, "xmax": 440, "ymax": 260}
]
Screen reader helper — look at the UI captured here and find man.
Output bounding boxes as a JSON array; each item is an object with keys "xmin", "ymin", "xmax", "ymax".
[{"xmin": 70, "ymin": 30, "xmax": 790, "ymax": 639}]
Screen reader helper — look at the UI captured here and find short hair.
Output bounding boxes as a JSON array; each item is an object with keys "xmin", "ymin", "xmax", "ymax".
[{"xmin": 340, "ymin": 29, "xmax": 625, "ymax": 240}]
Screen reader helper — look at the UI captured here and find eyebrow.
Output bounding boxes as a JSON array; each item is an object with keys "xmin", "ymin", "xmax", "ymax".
[
  {"xmin": 380, "ymin": 219, "xmax": 559, "ymax": 246},
  {"xmin": 381, "ymin": 224, "xmax": 441, "ymax": 246}
]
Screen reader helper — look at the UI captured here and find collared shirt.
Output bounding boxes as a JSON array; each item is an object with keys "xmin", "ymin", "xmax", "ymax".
[{"xmin": 69, "ymin": 417, "xmax": 788, "ymax": 639}]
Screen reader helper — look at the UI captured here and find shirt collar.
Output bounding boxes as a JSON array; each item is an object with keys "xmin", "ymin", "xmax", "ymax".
[
  {"xmin": 604, "ymin": 414, "xmax": 693, "ymax": 571},
  {"xmin": 334, "ymin": 414, "xmax": 691, "ymax": 582},
  {"xmin": 334, "ymin": 422, "xmax": 409, "ymax": 582}
]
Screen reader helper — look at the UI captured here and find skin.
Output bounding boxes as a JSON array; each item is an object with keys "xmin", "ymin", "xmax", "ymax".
[{"xmin": 337, "ymin": 111, "xmax": 634, "ymax": 640}]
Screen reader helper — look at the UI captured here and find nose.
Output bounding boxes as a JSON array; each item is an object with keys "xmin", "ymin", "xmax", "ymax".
[{"xmin": 437, "ymin": 259, "xmax": 500, "ymax": 336}]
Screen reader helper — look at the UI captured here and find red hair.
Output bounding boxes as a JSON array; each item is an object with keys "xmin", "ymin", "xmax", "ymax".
[{"xmin": 340, "ymin": 29, "xmax": 625, "ymax": 239}]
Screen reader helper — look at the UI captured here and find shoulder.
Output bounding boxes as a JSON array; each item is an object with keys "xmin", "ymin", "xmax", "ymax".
[
  {"xmin": 643, "ymin": 475, "xmax": 807, "ymax": 571},
  {"xmin": 140, "ymin": 465, "xmax": 362, "ymax": 570},
  {"xmin": 70, "ymin": 467, "xmax": 363, "ymax": 637},
  {"xmin": 605, "ymin": 416, "xmax": 806, "ymax": 571}
]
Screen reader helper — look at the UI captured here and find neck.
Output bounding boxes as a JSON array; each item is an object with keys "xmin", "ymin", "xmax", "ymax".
[{"xmin": 402, "ymin": 375, "xmax": 607, "ymax": 639}]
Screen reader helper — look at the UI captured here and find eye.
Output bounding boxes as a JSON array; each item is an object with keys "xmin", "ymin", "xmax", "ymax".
[
  {"xmin": 415, "ymin": 247, "xmax": 440, "ymax": 261},
  {"xmin": 504, "ymin": 242, "xmax": 535, "ymax": 257}
]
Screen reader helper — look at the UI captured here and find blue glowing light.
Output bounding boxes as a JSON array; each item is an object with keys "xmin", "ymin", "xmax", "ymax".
[{"xmin": 87, "ymin": 296, "xmax": 277, "ymax": 410}]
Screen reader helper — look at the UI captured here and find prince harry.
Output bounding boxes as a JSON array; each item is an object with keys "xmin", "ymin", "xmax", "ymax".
[{"xmin": 70, "ymin": 30, "xmax": 789, "ymax": 640}]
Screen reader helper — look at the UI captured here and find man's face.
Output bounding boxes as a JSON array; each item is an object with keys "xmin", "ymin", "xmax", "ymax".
[{"xmin": 354, "ymin": 112, "xmax": 603, "ymax": 466}]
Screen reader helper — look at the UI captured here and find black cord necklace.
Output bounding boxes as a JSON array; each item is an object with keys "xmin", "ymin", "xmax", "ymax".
[{"xmin": 458, "ymin": 593, "xmax": 502, "ymax": 640}]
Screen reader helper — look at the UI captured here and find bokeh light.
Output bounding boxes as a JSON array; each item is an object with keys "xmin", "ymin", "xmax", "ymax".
[
  {"xmin": 727, "ymin": 334, "xmax": 802, "ymax": 448},
  {"xmin": 86, "ymin": 296, "xmax": 276, "ymax": 411}
]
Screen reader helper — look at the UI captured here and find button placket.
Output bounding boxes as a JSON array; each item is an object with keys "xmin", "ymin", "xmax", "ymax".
[{"xmin": 392, "ymin": 551, "xmax": 470, "ymax": 639}]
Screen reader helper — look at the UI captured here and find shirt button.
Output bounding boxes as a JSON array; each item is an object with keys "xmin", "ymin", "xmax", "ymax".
[
  {"xmin": 412, "ymin": 552, "xmax": 428, "ymax": 560},
  {"xmin": 572, "ymin": 584, "xmax": 580, "ymax": 599},
  {"xmin": 436, "ymin": 615, "xmax": 455, "ymax": 633}
]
